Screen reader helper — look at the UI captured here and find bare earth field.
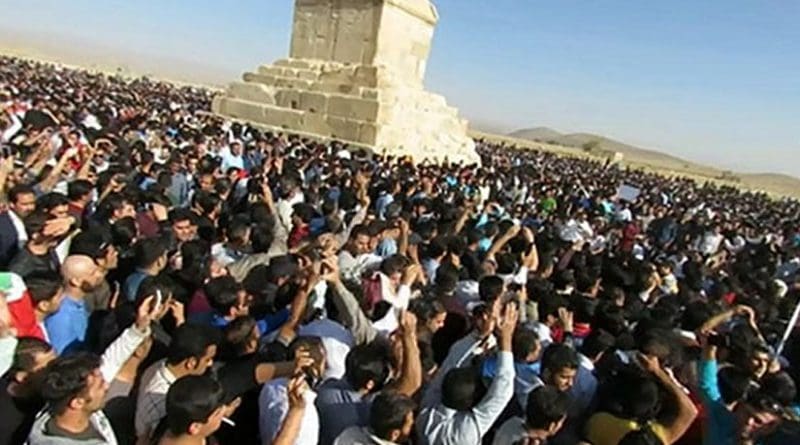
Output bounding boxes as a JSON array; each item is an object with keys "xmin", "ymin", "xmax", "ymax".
[{"xmin": 2, "ymin": 35, "xmax": 798, "ymax": 199}]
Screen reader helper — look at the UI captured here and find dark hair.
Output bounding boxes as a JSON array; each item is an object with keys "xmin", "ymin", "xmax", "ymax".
[
  {"xmin": 169, "ymin": 208, "xmax": 195, "ymax": 225},
  {"xmin": 69, "ymin": 229, "xmax": 112, "ymax": 261},
  {"xmin": 204, "ymin": 276, "xmax": 241, "ymax": 316},
  {"xmin": 512, "ymin": 327, "xmax": 541, "ymax": 362},
  {"xmin": 441, "ymin": 366, "xmax": 485, "ymax": 411},
  {"xmin": 167, "ymin": 323, "xmax": 218, "ymax": 366},
  {"xmin": 36, "ymin": 192, "xmax": 68, "ymax": 214},
  {"xmin": 408, "ymin": 298, "xmax": 445, "ymax": 325},
  {"xmin": 345, "ymin": 342, "xmax": 391, "ymax": 392},
  {"xmin": 580, "ymin": 329, "xmax": 615, "ymax": 360},
  {"xmin": 760, "ymin": 371, "xmax": 797, "ymax": 406},
  {"xmin": 718, "ymin": 366, "xmax": 754, "ymax": 405},
  {"xmin": 135, "ymin": 276, "xmax": 173, "ymax": 308},
  {"xmin": 23, "ymin": 211, "xmax": 49, "ymax": 237},
  {"xmin": 525, "ymin": 385, "xmax": 570, "ymax": 430},
  {"xmin": 96, "ymin": 193, "xmax": 131, "ymax": 220},
  {"xmin": 288, "ymin": 336, "xmax": 325, "ymax": 367},
  {"xmin": 9, "ymin": 337, "xmax": 52, "ymax": 374},
  {"xmin": 111, "ymin": 217, "xmax": 138, "ymax": 248},
  {"xmin": 165, "ymin": 375, "xmax": 225, "ymax": 436},
  {"xmin": 369, "ymin": 391, "xmax": 416, "ymax": 440},
  {"xmin": 192, "ymin": 191, "xmax": 221, "ymax": 215},
  {"xmin": 67, "ymin": 179, "xmax": 94, "ymax": 201},
  {"xmin": 134, "ymin": 237, "xmax": 168, "ymax": 269},
  {"xmin": 224, "ymin": 316, "xmax": 257, "ymax": 357},
  {"xmin": 24, "ymin": 271, "xmax": 63, "ymax": 305},
  {"xmin": 40, "ymin": 353, "xmax": 102, "ymax": 416},
  {"xmin": 380, "ymin": 255, "xmax": 406, "ymax": 277},
  {"xmin": 479, "ymin": 275, "xmax": 505, "ymax": 303},
  {"xmin": 541, "ymin": 343, "xmax": 579, "ymax": 375},
  {"xmin": 8, "ymin": 183, "xmax": 35, "ymax": 203}
]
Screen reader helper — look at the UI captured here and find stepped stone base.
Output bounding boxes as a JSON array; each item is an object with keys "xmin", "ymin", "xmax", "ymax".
[{"xmin": 213, "ymin": 57, "xmax": 479, "ymax": 164}]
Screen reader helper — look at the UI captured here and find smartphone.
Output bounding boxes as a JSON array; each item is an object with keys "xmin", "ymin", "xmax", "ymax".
[{"xmin": 154, "ymin": 289, "xmax": 163, "ymax": 313}]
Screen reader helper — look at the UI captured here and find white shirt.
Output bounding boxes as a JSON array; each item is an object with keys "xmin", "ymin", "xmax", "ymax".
[
  {"xmin": 492, "ymin": 417, "xmax": 529, "ymax": 445},
  {"xmin": 417, "ymin": 351, "xmax": 515, "ymax": 445},
  {"xmin": 298, "ymin": 319, "xmax": 353, "ymax": 380},
  {"xmin": 335, "ymin": 426, "xmax": 398, "ymax": 445},
  {"xmin": 135, "ymin": 360, "xmax": 176, "ymax": 437},
  {"xmin": 8, "ymin": 210, "xmax": 27, "ymax": 248},
  {"xmin": 259, "ymin": 378, "xmax": 319, "ymax": 445}
]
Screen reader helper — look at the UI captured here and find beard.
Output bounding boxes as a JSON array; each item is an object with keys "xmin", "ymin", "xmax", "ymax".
[{"xmin": 79, "ymin": 281, "xmax": 99, "ymax": 293}]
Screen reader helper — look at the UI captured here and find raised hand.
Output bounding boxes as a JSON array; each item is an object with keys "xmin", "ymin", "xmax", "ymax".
[
  {"xmin": 286, "ymin": 375, "xmax": 308, "ymax": 410},
  {"xmin": 558, "ymin": 307, "xmax": 574, "ymax": 334},
  {"xmin": 135, "ymin": 295, "xmax": 160, "ymax": 331},
  {"xmin": 497, "ymin": 302, "xmax": 519, "ymax": 351},
  {"xmin": 169, "ymin": 300, "xmax": 185, "ymax": 326}
]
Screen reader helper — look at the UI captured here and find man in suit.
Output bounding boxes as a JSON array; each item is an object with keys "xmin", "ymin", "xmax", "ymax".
[{"xmin": 0, "ymin": 184, "xmax": 37, "ymax": 268}]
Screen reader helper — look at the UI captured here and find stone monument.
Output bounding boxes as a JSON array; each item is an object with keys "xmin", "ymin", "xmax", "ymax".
[{"xmin": 212, "ymin": 0, "xmax": 479, "ymax": 164}]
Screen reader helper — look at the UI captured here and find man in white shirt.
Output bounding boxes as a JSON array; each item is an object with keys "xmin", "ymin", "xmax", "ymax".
[
  {"xmin": 492, "ymin": 386, "xmax": 570, "ymax": 445},
  {"xmin": 135, "ymin": 324, "xmax": 218, "ymax": 442},
  {"xmin": 417, "ymin": 304, "xmax": 518, "ymax": 445},
  {"xmin": 259, "ymin": 337, "xmax": 327, "ymax": 445}
]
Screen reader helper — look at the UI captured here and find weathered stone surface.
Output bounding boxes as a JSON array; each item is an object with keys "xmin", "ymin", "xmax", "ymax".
[{"xmin": 213, "ymin": 0, "xmax": 478, "ymax": 164}]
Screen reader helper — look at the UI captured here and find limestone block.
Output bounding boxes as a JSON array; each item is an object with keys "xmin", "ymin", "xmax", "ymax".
[
  {"xmin": 242, "ymin": 72, "xmax": 276, "ymax": 86},
  {"xmin": 302, "ymin": 113, "xmax": 332, "ymax": 134},
  {"xmin": 215, "ymin": 98, "xmax": 267, "ymax": 123},
  {"xmin": 227, "ymin": 82, "xmax": 276, "ymax": 105},
  {"xmin": 276, "ymin": 90, "xmax": 301, "ymax": 109},
  {"xmin": 336, "ymin": 84, "xmax": 358, "ymax": 95},
  {"xmin": 354, "ymin": 66, "xmax": 378, "ymax": 86},
  {"xmin": 326, "ymin": 116, "xmax": 361, "ymax": 142},
  {"xmin": 327, "ymin": 95, "xmax": 379, "ymax": 121},
  {"xmin": 318, "ymin": 68, "xmax": 355, "ymax": 86},
  {"xmin": 309, "ymin": 82, "xmax": 346, "ymax": 95},
  {"xmin": 296, "ymin": 69, "xmax": 318, "ymax": 81},
  {"xmin": 257, "ymin": 65, "xmax": 285, "ymax": 77},
  {"xmin": 360, "ymin": 88, "xmax": 379, "ymax": 100},
  {"xmin": 274, "ymin": 78, "xmax": 313, "ymax": 90},
  {"xmin": 299, "ymin": 91, "xmax": 328, "ymax": 113},
  {"xmin": 359, "ymin": 122, "xmax": 378, "ymax": 145},
  {"xmin": 262, "ymin": 106, "xmax": 304, "ymax": 130}
]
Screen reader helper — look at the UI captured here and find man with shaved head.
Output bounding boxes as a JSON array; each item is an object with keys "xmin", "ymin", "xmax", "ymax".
[{"xmin": 44, "ymin": 254, "xmax": 107, "ymax": 355}]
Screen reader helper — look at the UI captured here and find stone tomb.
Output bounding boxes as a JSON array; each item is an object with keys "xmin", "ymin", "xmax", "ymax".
[{"xmin": 213, "ymin": 0, "xmax": 479, "ymax": 164}]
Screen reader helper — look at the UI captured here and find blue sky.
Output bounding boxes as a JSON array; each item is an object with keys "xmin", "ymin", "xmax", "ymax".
[{"xmin": 1, "ymin": 0, "xmax": 798, "ymax": 175}]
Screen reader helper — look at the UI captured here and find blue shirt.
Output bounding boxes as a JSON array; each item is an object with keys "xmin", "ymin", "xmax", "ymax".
[
  {"xmin": 45, "ymin": 295, "xmax": 89, "ymax": 355},
  {"xmin": 375, "ymin": 193, "xmax": 394, "ymax": 220},
  {"xmin": 210, "ymin": 308, "xmax": 290, "ymax": 337},
  {"xmin": 124, "ymin": 270, "xmax": 151, "ymax": 302},
  {"xmin": 315, "ymin": 379, "xmax": 373, "ymax": 445},
  {"xmin": 698, "ymin": 359, "xmax": 736, "ymax": 445},
  {"xmin": 376, "ymin": 238, "xmax": 397, "ymax": 258}
]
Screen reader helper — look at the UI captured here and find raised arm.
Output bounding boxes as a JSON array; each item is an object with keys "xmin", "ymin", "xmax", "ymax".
[
  {"xmin": 472, "ymin": 303, "xmax": 518, "ymax": 437},
  {"xmin": 100, "ymin": 296, "xmax": 157, "ymax": 382},
  {"xmin": 323, "ymin": 256, "xmax": 378, "ymax": 345},
  {"xmin": 638, "ymin": 354, "xmax": 698, "ymax": 444},
  {"xmin": 485, "ymin": 223, "xmax": 521, "ymax": 262},
  {"xmin": 270, "ymin": 376, "xmax": 307, "ymax": 445},
  {"xmin": 37, "ymin": 147, "xmax": 76, "ymax": 193},
  {"xmin": 388, "ymin": 311, "xmax": 422, "ymax": 397}
]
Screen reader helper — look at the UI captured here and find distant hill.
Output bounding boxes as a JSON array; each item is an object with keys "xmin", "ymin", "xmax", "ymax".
[
  {"xmin": 504, "ymin": 126, "xmax": 800, "ymax": 198},
  {"xmin": 508, "ymin": 126, "xmax": 722, "ymax": 177},
  {"xmin": 508, "ymin": 127, "xmax": 565, "ymax": 142}
]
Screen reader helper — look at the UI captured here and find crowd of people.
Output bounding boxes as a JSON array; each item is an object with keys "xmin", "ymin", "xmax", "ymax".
[{"xmin": 0, "ymin": 54, "xmax": 799, "ymax": 445}]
